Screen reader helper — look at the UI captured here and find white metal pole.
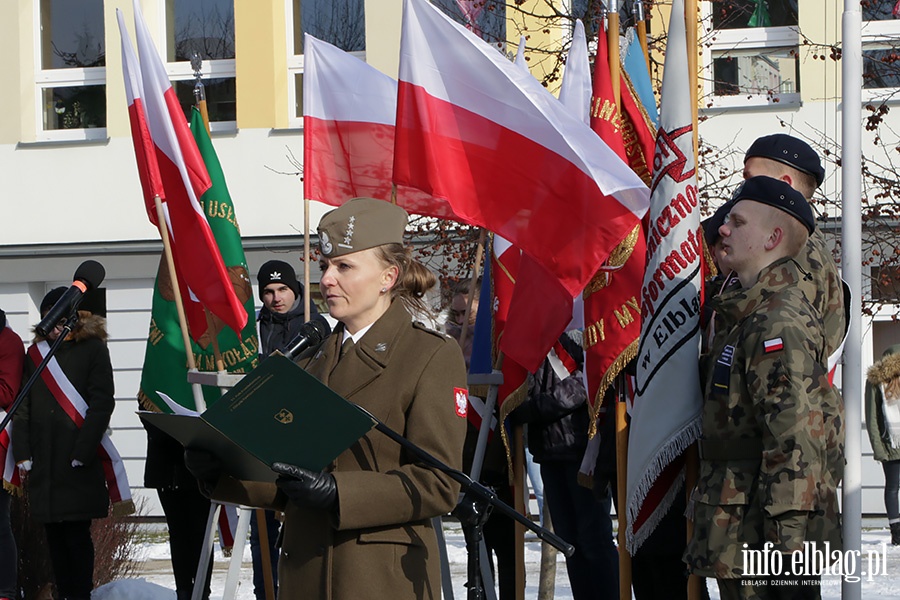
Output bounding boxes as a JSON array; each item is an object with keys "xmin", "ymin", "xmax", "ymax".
[{"xmin": 841, "ymin": 2, "xmax": 862, "ymax": 599}]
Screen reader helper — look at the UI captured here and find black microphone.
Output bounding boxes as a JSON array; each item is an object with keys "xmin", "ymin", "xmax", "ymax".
[
  {"xmin": 283, "ymin": 318, "xmax": 332, "ymax": 359},
  {"xmin": 35, "ymin": 260, "xmax": 106, "ymax": 337}
]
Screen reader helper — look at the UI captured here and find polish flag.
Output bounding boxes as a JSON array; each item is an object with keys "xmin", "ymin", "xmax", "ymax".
[
  {"xmin": 303, "ymin": 35, "xmax": 455, "ymax": 219},
  {"xmin": 394, "ymin": 0, "xmax": 650, "ymax": 298},
  {"xmin": 500, "ymin": 20, "xmax": 593, "ymax": 372},
  {"xmin": 118, "ymin": 3, "xmax": 247, "ymax": 339}
]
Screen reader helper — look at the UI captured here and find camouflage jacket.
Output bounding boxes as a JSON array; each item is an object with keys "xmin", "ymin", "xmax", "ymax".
[
  {"xmin": 797, "ymin": 229, "xmax": 846, "ymax": 360},
  {"xmin": 684, "ymin": 256, "xmax": 844, "ymax": 579}
]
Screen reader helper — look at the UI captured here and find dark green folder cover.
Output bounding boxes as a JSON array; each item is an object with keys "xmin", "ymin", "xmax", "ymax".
[{"xmin": 139, "ymin": 354, "xmax": 376, "ymax": 483}]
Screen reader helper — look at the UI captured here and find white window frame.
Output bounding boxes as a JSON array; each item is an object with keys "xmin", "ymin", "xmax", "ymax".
[
  {"xmin": 161, "ymin": 1, "xmax": 237, "ymax": 132},
  {"xmin": 861, "ymin": 19, "xmax": 900, "ymax": 103},
  {"xmin": 285, "ymin": 0, "xmax": 366, "ymax": 129},
  {"xmin": 702, "ymin": 6, "xmax": 801, "ymax": 109},
  {"xmin": 33, "ymin": 0, "xmax": 107, "ymax": 142}
]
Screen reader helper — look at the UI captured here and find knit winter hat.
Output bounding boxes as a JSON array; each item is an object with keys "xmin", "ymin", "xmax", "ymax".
[{"xmin": 257, "ymin": 260, "xmax": 300, "ymax": 300}]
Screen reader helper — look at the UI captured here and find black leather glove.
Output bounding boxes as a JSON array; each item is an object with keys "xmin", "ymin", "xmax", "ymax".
[
  {"xmin": 184, "ymin": 448, "xmax": 223, "ymax": 488},
  {"xmin": 273, "ymin": 462, "xmax": 337, "ymax": 510}
]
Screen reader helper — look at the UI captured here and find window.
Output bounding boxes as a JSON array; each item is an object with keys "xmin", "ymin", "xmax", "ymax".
[
  {"xmin": 704, "ymin": 0, "xmax": 800, "ymax": 108},
  {"xmin": 861, "ymin": 1, "xmax": 900, "ymax": 96},
  {"xmin": 166, "ymin": 0, "xmax": 237, "ymax": 129},
  {"xmin": 287, "ymin": 0, "xmax": 366, "ymax": 126},
  {"xmin": 711, "ymin": 0, "xmax": 797, "ymax": 29},
  {"xmin": 36, "ymin": 0, "xmax": 107, "ymax": 140},
  {"xmin": 431, "ymin": 0, "xmax": 506, "ymax": 44},
  {"xmin": 871, "ymin": 264, "xmax": 900, "ymax": 303}
]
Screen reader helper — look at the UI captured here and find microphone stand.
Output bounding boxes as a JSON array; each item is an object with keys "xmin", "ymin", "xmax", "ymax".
[
  {"xmin": 353, "ymin": 405, "xmax": 575, "ymax": 600},
  {"xmin": 0, "ymin": 313, "xmax": 77, "ymax": 434}
]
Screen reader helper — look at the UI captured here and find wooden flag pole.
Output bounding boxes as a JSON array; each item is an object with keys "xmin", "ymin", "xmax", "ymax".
[
  {"xmin": 304, "ymin": 198, "xmax": 312, "ymax": 324},
  {"xmin": 680, "ymin": 4, "xmax": 702, "ymax": 599},
  {"xmin": 685, "ymin": 0, "xmax": 699, "ymax": 162},
  {"xmin": 615, "ymin": 374, "xmax": 632, "ymax": 600},
  {"xmin": 633, "ymin": 1, "xmax": 651, "ymax": 75},
  {"xmin": 608, "ymin": 6, "xmax": 622, "ymax": 108},
  {"xmin": 607, "ymin": 6, "xmax": 633, "ymax": 599},
  {"xmin": 154, "ymin": 196, "xmax": 207, "ymax": 412},
  {"xmin": 192, "ymin": 56, "xmax": 227, "ymax": 376}
]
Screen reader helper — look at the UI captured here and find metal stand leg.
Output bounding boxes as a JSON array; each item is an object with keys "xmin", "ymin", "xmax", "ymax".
[
  {"xmin": 192, "ymin": 503, "xmax": 220, "ymax": 600},
  {"xmin": 222, "ymin": 507, "xmax": 252, "ymax": 599},
  {"xmin": 453, "ymin": 482, "xmax": 496, "ymax": 600},
  {"xmin": 434, "ymin": 516, "xmax": 455, "ymax": 600}
]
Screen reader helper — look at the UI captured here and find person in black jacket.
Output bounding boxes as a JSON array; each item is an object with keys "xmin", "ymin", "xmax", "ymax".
[
  {"xmin": 257, "ymin": 260, "xmax": 319, "ymax": 360},
  {"xmin": 513, "ymin": 331, "xmax": 618, "ymax": 600}
]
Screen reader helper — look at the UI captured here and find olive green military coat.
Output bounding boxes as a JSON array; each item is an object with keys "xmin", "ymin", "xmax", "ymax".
[{"xmin": 212, "ymin": 301, "xmax": 468, "ymax": 600}]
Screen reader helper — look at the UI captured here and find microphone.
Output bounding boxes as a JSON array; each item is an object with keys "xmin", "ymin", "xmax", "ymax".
[
  {"xmin": 283, "ymin": 318, "xmax": 332, "ymax": 360},
  {"xmin": 35, "ymin": 260, "xmax": 106, "ymax": 337}
]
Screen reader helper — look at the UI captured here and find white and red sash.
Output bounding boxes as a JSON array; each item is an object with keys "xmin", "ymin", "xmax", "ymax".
[
  {"xmin": 28, "ymin": 342, "xmax": 134, "ymax": 515},
  {"xmin": 0, "ymin": 414, "xmax": 20, "ymax": 492}
]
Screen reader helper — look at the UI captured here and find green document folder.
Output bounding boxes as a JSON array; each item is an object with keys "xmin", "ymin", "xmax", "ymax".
[{"xmin": 139, "ymin": 354, "xmax": 376, "ymax": 483}]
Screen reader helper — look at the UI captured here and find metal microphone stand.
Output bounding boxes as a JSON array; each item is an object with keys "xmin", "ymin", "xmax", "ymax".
[
  {"xmin": 354, "ymin": 406, "xmax": 575, "ymax": 600},
  {"xmin": 0, "ymin": 313, "xmax": 77, "ymax": 434}
]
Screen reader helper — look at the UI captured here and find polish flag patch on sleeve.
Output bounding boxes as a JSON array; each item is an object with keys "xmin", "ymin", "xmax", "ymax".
[
  {"xmin": 763, "ymin": 338, "xmax": 784, "ymax": 353},
  {"xmin": 454, "ymin": 387, "xmax": 468, "ymax": 418}
]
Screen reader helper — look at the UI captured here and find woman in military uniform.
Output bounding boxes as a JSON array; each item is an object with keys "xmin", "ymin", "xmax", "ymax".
[{"xmin": 187, "ymin": 197, "xmax": 468, "ymax": 600}]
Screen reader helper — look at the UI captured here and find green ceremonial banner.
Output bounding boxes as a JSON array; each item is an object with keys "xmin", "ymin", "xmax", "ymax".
[{"xmin": 138, "ymin": 107, "xmax": 259, "ymax": 413}]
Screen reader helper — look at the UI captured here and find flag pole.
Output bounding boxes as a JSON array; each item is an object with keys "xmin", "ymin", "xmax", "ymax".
[
  {"xmin": 632, "ymin": 1, "xmax": 651, "ymax": 75},
  {"xmin": 680, "ymin": 4, "xmax": 702, "ymax": 600},
  {"xmin": 608, "ymin": 2, "xmax": 622, "ymax": 108},
  {"xmin": 606, "ymin": 5, "xmax": 633, "ymax": 599},
  {"xmin": 153, "ymin": 197, "xmax": 207, "ymax": 412},
  {"xmin": 191, "ymin": 55, "xmax": 229, "ymax": 376},
  {"xmin": 685, "ymin": 0, "xmax": 699, "ymax": 162},
  {"xmin": 304, "ymin": 199, "xmax": 312, "ymax": 325}
]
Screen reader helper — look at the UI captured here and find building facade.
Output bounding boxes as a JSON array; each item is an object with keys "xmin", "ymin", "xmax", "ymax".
[{"xmin": 1, "ymin": 0, "xmax": 898, "ymax": 517}]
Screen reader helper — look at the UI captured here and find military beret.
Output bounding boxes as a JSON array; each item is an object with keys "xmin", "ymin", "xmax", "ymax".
[
  {"xmin": 257, "ymin": 260, "xmax": 301, "ymax": 300},
  {"xmin": 702, "ymin": 201, "xmax": 733, "ymax": 246},
  {"xmin": 744, "ymin": 134, "xmax": 825, "ymax": 188},
  {"xmin": 317, "ymin": 197, "xmax": 408, "ymax": 258},
  {"xmin": 731, "ymin": 176, "xmax": 815, "ymax": 235}
]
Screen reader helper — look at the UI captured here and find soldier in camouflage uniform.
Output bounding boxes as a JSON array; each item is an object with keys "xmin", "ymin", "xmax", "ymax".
[
  {"xmin": 685, "ymin": 177, "xmax": 843, "ymax": 600},
  {"xmin": 742, "ymin": 135, "xmax": 848, "ymax": 551}
]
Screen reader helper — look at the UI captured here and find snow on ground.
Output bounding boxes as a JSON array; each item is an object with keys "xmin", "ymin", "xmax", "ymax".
[{"xmin": 91, "ymin": 521, "xmax": 900, "ymax": 599}]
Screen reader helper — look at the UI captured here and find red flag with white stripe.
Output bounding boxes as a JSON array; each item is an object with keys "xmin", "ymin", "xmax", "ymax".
[
  {"xmin": 302, "ymin": 35, "xmax": 454, "ymax": 219},
  {"xmin": 118, "ymin": 3, "xmax": 247, "ymax": 340},
  {"xmin": 394, "ymin": 0, "xmax": 650, "ymax": 298}
]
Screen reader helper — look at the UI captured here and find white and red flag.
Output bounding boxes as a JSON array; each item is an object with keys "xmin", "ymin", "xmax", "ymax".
[
  {"xmin": 302, "ymin": 35, "xmax": 454, "ymax": 219},
  {"xmin": 118, "ymin": 3, "xmax": 247, "ymax": 340},
  {"xmin": 500, "ymin": 20, "xmax": 593, "ymax": 372},
  {"xmin": 627, "ymin": 0, "xmax": 704, "ymax": 552},
  {"xmin": 394, "ymin": 0, "xmax": 650, "ymax": 299}
]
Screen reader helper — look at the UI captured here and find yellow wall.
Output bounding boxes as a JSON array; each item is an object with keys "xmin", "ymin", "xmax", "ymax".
[
  {"xmin": 235, "ymin": 0, "xmax": 288, "ymax": 129},
  {"xmin": 365, "ymin": 0, "xmax": 403, "ymax": 79}
]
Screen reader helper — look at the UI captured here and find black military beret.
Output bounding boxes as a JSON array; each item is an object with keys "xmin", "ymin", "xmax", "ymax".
[
  {"xmin": 731, "ymin": 176, "xmax": 815, "ymax": 235},
  {"xmin": 744, "ymin": 134, "xmax": 825, "ymax": 188},
  {"xmin": 702, "ymin": 201, "xmax": 733, "ymax": 246}
]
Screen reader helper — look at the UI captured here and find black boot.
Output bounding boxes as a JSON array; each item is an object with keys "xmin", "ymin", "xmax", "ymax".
[{"xmin": 890, "ymin": 522, "xmax": 900, "ymax": 546}]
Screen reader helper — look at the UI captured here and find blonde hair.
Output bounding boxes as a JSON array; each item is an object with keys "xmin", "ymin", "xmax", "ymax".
[
  {"xmin": 755, "ymin": 159, "xmax": 817, "ymax": 201},
  {"xmin": 374, "ymin": 243, "xmax": 437, "ymax": 317}
]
